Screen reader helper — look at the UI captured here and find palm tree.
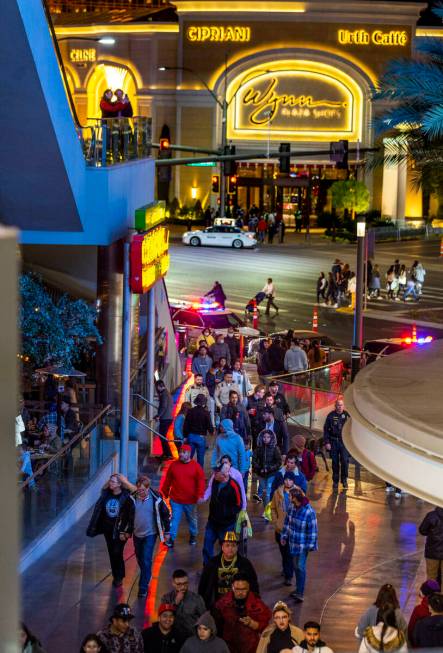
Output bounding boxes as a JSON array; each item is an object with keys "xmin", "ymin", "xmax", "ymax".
[{"xmin": 373, "ymin": 7, "xmax": 443, "ymax": 211}]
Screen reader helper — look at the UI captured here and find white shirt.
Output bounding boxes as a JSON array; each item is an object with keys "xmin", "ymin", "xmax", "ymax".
[
  {"xmin": 262, "ymin": 282, "xmax": 276, "ymax": 297},
  {"xmin": 15, "ymin": 414, "xmax": 25, "ymax": 447}
]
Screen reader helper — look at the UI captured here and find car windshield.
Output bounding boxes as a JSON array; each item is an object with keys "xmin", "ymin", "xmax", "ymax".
[{"xmin": 203, "ymin": 312, "xmax": 244, "ymax": 329}]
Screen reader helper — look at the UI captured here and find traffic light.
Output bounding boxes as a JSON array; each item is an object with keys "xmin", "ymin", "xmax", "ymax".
[
  {"xmin": 330, "ymin": 140, "xmax": 348, "ymax": 169},
  {"xmin": 228, "ymin": 175, "xmax": 237, "ymax": 194},
  {"xmin": 159, "ymin": 137, "xmax": 170, "ymax": 151},
  {"xmin": 212, "ymin": 174, "xmax": 220, "ymax": 193},
  {"xmin": 279, "ymin": 143, "xmax": 291, "ymax": 174},
  {"xmin": 224, "ymin": 145, "xmax": 237, "ymax": 176}
]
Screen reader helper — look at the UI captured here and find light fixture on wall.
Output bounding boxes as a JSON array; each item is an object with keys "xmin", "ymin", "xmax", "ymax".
[{"xmin": 191, "ymin": 186, "xmax": 198, "ymax": 199}]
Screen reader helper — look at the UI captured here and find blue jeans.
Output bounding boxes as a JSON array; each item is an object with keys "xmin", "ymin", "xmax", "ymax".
[
  {"xmin": 404, "ymin": 284, "xmax": 418, "ymax": 300},
  {"xmin": 330, "ymin": 439, "xmax": 349, "ymax": 485},
  {"xmin": 170, "ymin": 500, "xmax": 198, "ymax": 541},
  {"xmin": 292, "ymin": 550, "xmax": 309, "ymax": 597},
  {"xmin": 187, "ymin": 433, "xmax": 206, "ymax": 468},
  {"xmin": 203, "ymin": 521, "xmax": 236, "ymax": 564},
  {"xmin": 133, "ymin": 533, "xmax": 157, "ymax": 592},
  {"xmin": 276, "ymin": 532, "xmax": 293, "ymax": 580},
  {"xmin": 258, "ymin": 474, "xmax": 275, "ymax": 500}
]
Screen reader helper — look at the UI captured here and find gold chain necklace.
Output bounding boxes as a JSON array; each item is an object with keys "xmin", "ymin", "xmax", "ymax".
[{"xmin": 220, "ymin": 555, "xmax": 237, "ymax": 571}]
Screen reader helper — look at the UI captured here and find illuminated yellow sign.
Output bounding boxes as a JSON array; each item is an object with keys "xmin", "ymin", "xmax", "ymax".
[
  {"xmin": 134, "ymin": 201, "xmax": 166, "ymax": 231},
  {"xmin": 130, "ymin": 227, "xmax": 170, "ymax": 293},
  {"xmin": 69, "ymin": 48, "xmax": 96, "ymax": 62},
  {"xmin": 227, "ymin": 61, "xmax": 362, "ymax": 142},
  {"xmin": 338, "ymin": 29, "xmax": 408, "ymax": 46},
  {"xmin": 186, "ymin": 25, "xmax": 251, "ymax": 42}
]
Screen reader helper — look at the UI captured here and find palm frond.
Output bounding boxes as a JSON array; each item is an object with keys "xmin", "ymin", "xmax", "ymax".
[
  {"xmin": 414, "ymin": 37, "xmax": 443, "ymax": 64},
  {"xmin": 422, "ymin": 105, "xmax": 443, "ymax": 139}
]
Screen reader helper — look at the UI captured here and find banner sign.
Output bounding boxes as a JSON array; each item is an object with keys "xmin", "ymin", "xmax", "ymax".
[{"xmin": 130, "ymin": 226, "xmax": 170, "ymax": 293}]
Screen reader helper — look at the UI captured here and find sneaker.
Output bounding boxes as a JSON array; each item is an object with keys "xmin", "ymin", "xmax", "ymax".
[
  {"xmin": 289, "ymin": 592, "xmax": 304, "ymax": 603},
  {"xmin": 395, "ymin": 297, "xmax": 401, "ymax": 301},
  {"xmin": 189, "ymin": 536, "xmax": 197, "ymax": 545},
  {"xmin": 385, "ymin": 485, "xmax": 394, "ymax": 493},
  {"xmin": 165, "ymin": 539, "xmax": 174, "ymax": 549},
  {"xmin": 395, "ymin": 491, "xmax": 402, "ymax": 499},
  {"xmin": 377, "ymin": 296, "xmax": 383, "ymax": 300},
  {"xmin": 332, "ymin": 303, "xmax": 338, "ymax": 308},
  {"xmin": 253, "ymin": 494, "xmax": 263, "ymax": 503}
]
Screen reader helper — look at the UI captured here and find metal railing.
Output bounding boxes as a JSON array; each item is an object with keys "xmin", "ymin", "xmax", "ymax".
[
  {"xmin": 79, "ymin": 116, "xmax": 152, "ymax": 167},
  {"xmin": 21, "ymin": 403, "xmax": 112, "ymax": 489}
]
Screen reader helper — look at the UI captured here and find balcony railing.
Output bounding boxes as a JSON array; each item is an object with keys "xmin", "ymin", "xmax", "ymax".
[{"xmin": 76, "ymin": 116, "xmax": 152, "ymax": 167}]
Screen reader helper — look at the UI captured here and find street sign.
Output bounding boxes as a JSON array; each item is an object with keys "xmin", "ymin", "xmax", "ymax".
[
  {"xmin": 186, "ymin": 161, "xmax": 216, "ymax": 167},
  {"xmin": 134, "ymin": 201, "xmax": 166, "ymax": 231},
  {"xmin": 130, "ymin": 226, "xmax": 170, "ymax": 293}
]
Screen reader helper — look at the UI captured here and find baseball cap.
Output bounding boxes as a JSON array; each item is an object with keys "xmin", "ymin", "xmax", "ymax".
[
  {"xmin": 421, "ymin": 579, "xmax": 441, "ymax": 596},
  {"xmin": 158, "ymin": 603, "xmax": 176, "ymax": 616},
  {"xmin": 111, "ymin": 603, "xmax": 134, "ymax": 621},
  {"xmin": 180, "ymin": 444, "xmax": 192, "ymax": 453}
]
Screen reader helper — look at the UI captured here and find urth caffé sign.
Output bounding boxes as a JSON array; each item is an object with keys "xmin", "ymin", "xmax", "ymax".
[{"xmin": 227, "ymin": 61, "xmax": 363, "ymax": 142}]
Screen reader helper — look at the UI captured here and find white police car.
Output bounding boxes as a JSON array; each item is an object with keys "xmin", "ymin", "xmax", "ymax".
[{"xmin": 182, "ymin": 225, "xmax": 256, "ymax": 249}]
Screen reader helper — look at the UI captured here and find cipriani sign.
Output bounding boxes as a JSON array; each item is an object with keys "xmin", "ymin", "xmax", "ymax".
[{"xmin": 227, "ymin": 60, "xmax": 363, "ymax": 142}]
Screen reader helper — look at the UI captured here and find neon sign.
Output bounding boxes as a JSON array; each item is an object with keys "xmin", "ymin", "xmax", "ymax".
[
  {"xmin": 227, "ymin": 61, "xmax": 362, "ymax": 142},
  {"xmin": 186, "ymin": 25, "xmax": 251, "ymax": 42},
  {"xmin": 134, "ymin": 201, "xmax": 166, "ymax": 231},
  {"xmin": 130, "ymin": 226, "xmax": 170, "ymax": 294},
  {"xmin": 69, "ymin": 48, "xmax": 96, "ymax": 62},
  {"xmin": 338, "ymin": 29, "xmax": 408, "ymax": 46}
]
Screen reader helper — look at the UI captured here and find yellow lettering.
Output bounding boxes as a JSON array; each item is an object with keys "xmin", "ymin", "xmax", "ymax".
[
  {"xmin": 186, "ymin": 24, "xmax": 251, "ymax": 42},
  {"xmin": 338, "ymin": 28, "xmax": 407, "ymax": 46},
  {"xmin": 200, "ymin": 26, "xmax": 211, "ymax": 41},
  {"xmin": 187, "ymin": 26, "xmax": 197, "ymax": 41},
  {"xmin": 210, "ymin": 26, "xmax": 219, "ymax": 41},
  {"xmin": 225, "ymin": 26, "xmax": 235, "ymax": 41}
]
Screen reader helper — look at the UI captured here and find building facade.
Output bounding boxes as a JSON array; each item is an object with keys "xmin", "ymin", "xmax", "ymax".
[{"xmin": 55, "ymin": 0, "xmax": 431, "ymax": 222}]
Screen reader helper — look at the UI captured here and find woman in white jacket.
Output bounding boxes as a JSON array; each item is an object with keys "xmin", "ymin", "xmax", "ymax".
[{"xmin": 359, "ymin": 606, "xmax": 407, "ymax": 653}]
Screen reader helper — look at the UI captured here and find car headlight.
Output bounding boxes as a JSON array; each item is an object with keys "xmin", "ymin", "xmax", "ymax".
[{"xmin": 247, "ymin": 234, "xmax": 254, "ymax": 239}]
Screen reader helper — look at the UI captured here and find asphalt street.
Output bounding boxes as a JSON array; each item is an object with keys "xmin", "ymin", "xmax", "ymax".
[{"xmin": 166, "ymin": 229, "xmax": 443, "ymax": 348}]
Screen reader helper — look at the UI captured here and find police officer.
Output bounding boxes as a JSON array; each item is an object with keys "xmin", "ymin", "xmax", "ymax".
[{"xmin": 323, "ymin": 398, "xmax": 350, "ymax": 490}]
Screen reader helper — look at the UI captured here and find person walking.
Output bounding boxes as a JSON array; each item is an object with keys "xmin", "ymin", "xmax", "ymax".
[
  {"xmin": 205, "ymin": 281, "xmax": 227, "ymax": 308},
  {"xmin": 256, "ymin": 601, "xmax": 303, "ymax": 653},
  {"xmin": 220, "ymin": 391, "xmax": 251, "ymax": 446},
  {"xmin": 118, "ymin": 474, "xmax": 171, "ymax": 598},
  {"xmin": 226, "ymin": 327, "xmax": 240, "ymax": 362},
  {"xmin": 252, "ymin": 429, "xmax": 282, "ymax": 504},
  {"xmin": 419, "ymin": 506, "xmax": 443, "ymax": 584},
  {"xmin": 408, "ymin": 579, "xmax": 441, "ymax": 646},
  {"xmin": 214, "ymin": 573, "xmax": 271, "ymax": 653},
  {"xmin": 292, "ymin": 435, "xmax": 317, "ymax": 482},
  {"xmin": 270, "ymin": 452, "xmax": 308, "ymax": 499},
  {"xmin": 97, "ymin": 604, "xmax": 143, "ymax": 653},
  {"xmin": 192, "ymin": 346, "xmax": 213, "ymax": 383},
  {"xmin": 358, "ymin": 605, "xmax": 407, "ymax": 653},
  {"xmin": 210, "ymin": 335, "xmax": 232, "ymax": 367},
  {"xmin": 262, "ymin": 278, "xmax": 279, "ymax": 316},
  {"xmin": 202, "ymin": 467, "xmax": 243, "ymax": 563},
  {"xmin": 211, "ymin": 418, "xmax": 248, "ymax": 476},
  {"xmin": 161, "ymin": 569, "xmax": 206, "ymax": 641},
  {"xmin": 414, "ymin": 593, "xmax": 443, "ymax": 649},
  {"xmin": 257, "ymin": 217, "xmax": 267, "ymax": 243},
  {"xmin": 323, "ymin": 398, "xmax": 351, "ymax": 490},
  {"xmin": 86, "ymin": 474, "xmax": 134, "ymax": 588},
  {"xmin": 280, "ymin": 488, "xmax": 318, "ymax": 603},
  {"xmin": 160, "ymin": 444, "xmax": 205, "ymax": 547},
  {"xmin": 292, "ymin": 620, "xmax": 335, "ymax": 653},
  {"xmin": 259, "ymin": 405, "xmax": 289, "ymax": 455},
  {"xmin": 246, "ymin": 385, "xmax": 266, "ymax": 446},
  {"xmin": 179, "ymin": 611, "xmax": 230, "ymax": 653},
  {"xmin": 154, "ymin": 380, "xmax": 174, "ymax": 458},
  {"xmin": 183, "ymin": 394, "xmax": 213, "ymax": 468},
  {"xmin": 355, "ymin": 584, "xmax": 408, "ymax": 640},
  {"xmin": 271, "ymin": 471, "xmax": 298, "ymax": 586},
  {"xmin": 284, "ymin": 340, "xmax": 308, "ymax": 375},
  {"xmin": 232, "ymin": 359, "xmax": 253, "ymax": 398},
  {"xmin": 199, "ymin": 532, "xmax": 259, "ymax": 609},
  {"xmin": 141, "ymin": 604, "xmax": 184, "ymax": 653},
  {"xmin": 215, "ymin": 371, "xmax": 243, "ymax": 410},
  {"xmin": 205, "ymin": 455, "xmax": 247, "ymax": 511},
  {"xmin": 316, "ymin": 273, "xmax": 327, "ymax": 304}
]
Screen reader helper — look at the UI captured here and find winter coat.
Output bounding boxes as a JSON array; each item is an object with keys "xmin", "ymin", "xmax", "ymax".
[
  {"xmin": 198, "ymin": 552, "xmax": 259, "ymax": 609},
  {"xmin": 130, "ymin": 488, "xmax": 170, "ymax": 542},
  {"xmin": 161, "ymin": 590, "xmax": 206, "ymax": 640},
  {"xmin": 358, "ymin": 624, "xmax": 407, "ymax": 653},
  {"xmin": 246, "ymin": 395, "xmax": 266, "ymax": 435},
  {"xmin": 210, "ymin": 342, "xmax": 231, "ymax": 366},
  {"xmin": 157, "ymin": 388, "xmax": 173, "ymax": 421},
  {"xmin": 226, "ymin": 335, "xmax": 240, "ymax": 361},
  {"xmin": 284, "ymin": 346, "xmax": 308, "ymax": 373},
  {"xmin": 256, "ymin": 623, "xmax": 304, "ymax": 653},
  {"xmin": 211, "ymin": 419, "xmax": 248, "ymax": 473},
  {"xmin": 408, "ymin": 597, "xmax": 431, "ymax": 647},
  {"xmin": 220, "ymin": 403, "xmax": 251, "ymax": 443},
  {"xmin": 258, "ymin": 417, "xmax": 289, "ymax": 454},
  {"xmin": 204, "ymin": 467, "xmax": 247, "ymax": 511},
  {"xmin": 414, "ymin": 614, "xmax": 443, "ymax": 648},
  {"xmin": 270, "ymin": 484, "xmax": 291, "ymax": 532},
  {"xmin": 207, "ymin": 475, "xmax": 242, "ymax": 528},
  {"xmin": 356, "ymin": 606, "xmax": 407, "ymax": 640},
  {"xmin": 252, "ymin": 430, "xmax": 282, "ymax": 478},
  {"xmin": 179, "ymin": 612, "xmax": 230, "ymax": 653},
  {"xmin": 183, "ymin": 405, "xmax": 212, "ymax": 437},
  {"xmin": 86, "ymin": 489, "xmax": 134, "ymax": 539},
  {"xmin": 142, "ymin": 622, "xmax": 184, "ymax": 653},
  {"xmin": 214, "ymin": 590, "xmax": 271, "ymax": 653},
  {"xmin": 419, "ymin": 507, "xmax": 443, "ymax": 559},
  {"xmin": 267, "ymin": 343, "xmax": 286, "ymax": 373}
]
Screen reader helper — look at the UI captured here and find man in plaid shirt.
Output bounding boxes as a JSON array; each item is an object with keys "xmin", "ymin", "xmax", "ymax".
[
  {"xmin": 37, "ymin": 403, "xmax": 65, "ymax": 440},
  {"xmin": 280, "ymin": 488, "xmax": 318, "ymax": 603}
]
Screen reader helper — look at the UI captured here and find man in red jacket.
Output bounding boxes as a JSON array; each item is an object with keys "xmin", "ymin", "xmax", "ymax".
[
  {"xmin": 214, "ymin": 572, "xmax": 271, "ymax": 653},
  {"xmin": 160, "ymin": 445, "xmax": 205, "ymax": 547},
  {"xmin": 408, "ymin": 579, "xmax": 441, "ymax": 646}
]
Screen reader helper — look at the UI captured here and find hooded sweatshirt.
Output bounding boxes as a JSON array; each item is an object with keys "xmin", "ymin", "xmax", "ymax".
[
  {"xmin": 211, "ymin": 419, "xmax": 248, "ymax": 474},
  {"xmin": 284, "ymin": 345, "xmax": 308, "ymax": 373},
  {"xmin": 179, "ymin": 611, "xmax": 230, "ymax": 653},
  {"xmin": 358, "ymin": 624, "xmax": 407, "ymax": 653},
  {"xmin": 252, "ymin": 430, "xmax": 282, "ymax": 479}
]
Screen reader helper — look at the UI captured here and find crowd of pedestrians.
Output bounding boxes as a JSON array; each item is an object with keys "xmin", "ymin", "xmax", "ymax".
[{"xmin": 316, "ymin": 258, "xmax": 426, "ymax": 308}]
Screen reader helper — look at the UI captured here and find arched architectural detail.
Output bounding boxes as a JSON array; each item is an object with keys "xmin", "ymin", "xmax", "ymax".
[{"xmin": 85, "ymin": 60, "xmax": 139, "ymax": 119}]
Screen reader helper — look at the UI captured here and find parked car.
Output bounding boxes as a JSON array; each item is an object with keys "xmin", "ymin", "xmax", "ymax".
[{"xmin": 182, "ymin": 225, "xmax": 256, "ymax": 248}]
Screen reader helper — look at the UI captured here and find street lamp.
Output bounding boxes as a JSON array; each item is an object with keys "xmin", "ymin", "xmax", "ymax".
[{"xmin": 352, "ymin": 215, "xmax": 366, "ymax": 380}]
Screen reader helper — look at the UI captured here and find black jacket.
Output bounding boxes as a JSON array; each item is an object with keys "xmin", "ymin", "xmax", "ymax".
[
  {"xmin": 246, "ymin": 395, "xmax": 265, "ymax": 435},
  {"xmin": 252, "ymin": 445, "xmax": 282, "ymax": 478},
  {"xmin": 131, "ymin": 488, "xmax": 171, "ymax": 542},
  {"xmin": 267, "ymin": 344, "xmax": 286, "ymax": 373},
  {"xmin": 273, "ymin": 392, "xmax": 290, "ymax": 416},
  {"xmin": 142, "ymin": 623, "xmax": 184, "ymax": 653},
  {"xmin": 208, "ymin": 478, "xmax": 242, "ymax": 528},
  {"xmin": 419, "ymin": 507, "xmax": 443, "ymax": 559},
  {"xmin": 258, "ymin": 417, "xmax": 289, "ymax": 454},
  {"xmin": 323, "ymin": 410, "xmax": 350, "ymax": 444},
  {"xmin": 225, "ymin": 335, "xmax": 240, "ymax": 361},
  {"xmin": 198, "ymin": 552, "xmax": 260, "ymax": 609},
  {"xmin": 86, "ymin": 489, "xmax": 134, "ymax": 539},
  {"xmin": 183, "ymin": 405, "xmax": 212, "ymax": 436},
  {"xmin": 414, "ymin": 615, "xmax": 443, "ymax": 648}
]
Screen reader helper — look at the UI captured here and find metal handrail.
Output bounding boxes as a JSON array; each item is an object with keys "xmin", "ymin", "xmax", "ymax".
[
  {"xmin": 129, "ymin": 414, "xmax": 182, "ymax": 444},
  {"xmin": 131, "ymin": 392, "xmax": 156, "ymax": 408},
  {"xmin": 21, "ymin": 403, "xmax": 112, "ymax": 489},
  {"xmin": 268, "ymin": 359, "xmax": 344, "ymax": 381}
]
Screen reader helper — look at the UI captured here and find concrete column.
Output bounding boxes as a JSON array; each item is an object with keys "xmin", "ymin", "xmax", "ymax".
[
  {"xmin": 396, "ymin": 159, "xmax": 407, "ymax": 224},
  {"xmin": 381, "ymin": 139, "xmax": 399, "ymax": 221},
  {"xmin": 0, "ymin": 227, "xmax": 19, "ymax": 653}
]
